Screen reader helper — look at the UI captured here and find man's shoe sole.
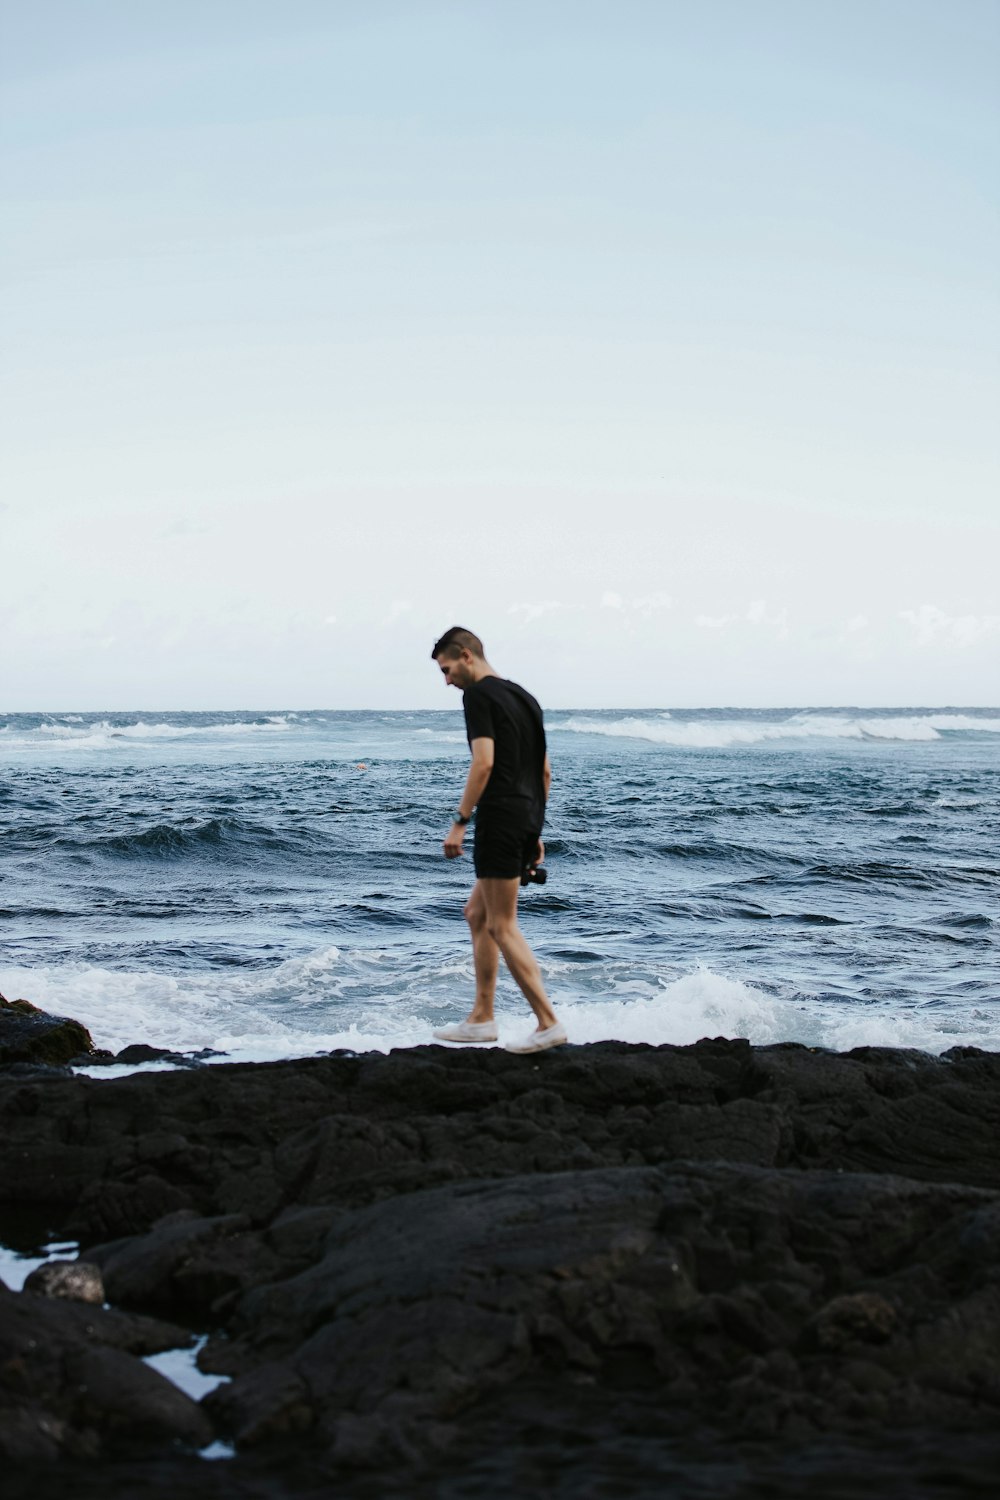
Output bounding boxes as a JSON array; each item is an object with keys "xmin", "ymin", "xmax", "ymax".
[
  {"xmin": 504, "ymin": 1031, "xmax": 568, "ymax": 1055},
  {"xmin": 432, "ymin": 1030, "xmax": 498, "ymax": 1044}
]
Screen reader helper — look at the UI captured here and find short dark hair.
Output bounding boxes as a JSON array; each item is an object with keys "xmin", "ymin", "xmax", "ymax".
[{"xmin": 431, "ymin": 626, "xmax": 485, "ymax": 660}]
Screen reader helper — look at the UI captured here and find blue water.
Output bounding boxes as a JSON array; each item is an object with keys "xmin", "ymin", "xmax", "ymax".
[{"xmin": 1, "ymin": 707, "xmax": 997, "ymax": 1061}]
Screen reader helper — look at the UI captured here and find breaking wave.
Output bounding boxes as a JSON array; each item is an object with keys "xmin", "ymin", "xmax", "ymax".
[
  {"xmin": 557, "ymin": 712, "xmax": 1000, "ymax": 750},
  {"xmin": 0, "ymin": 716, "xmax": 293, "ymax": 751},
  {"xmin": 3, "ymin": 950, "xmax": 995, "ymax": 1072}
]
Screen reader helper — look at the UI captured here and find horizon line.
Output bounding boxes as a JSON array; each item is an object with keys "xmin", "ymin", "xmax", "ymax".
[{"xmin": 3, "ymin": 703, "xmax": 999, "ymax": 716}]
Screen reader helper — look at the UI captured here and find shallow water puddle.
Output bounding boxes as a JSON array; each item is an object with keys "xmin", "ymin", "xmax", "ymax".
[
  {"xmin": 1, "ymin": 1240, "xmax": 235, "ymax": 1460},
  {"xmin": 71, "ymin": 1060, "xmax": 188, "ymax": 1079},
  {"xmin": 142, "ymin": 1339, "xmax": 234, "ymax": 1461},
  {"xmin": 0, "ymin": 1238, "xmax": 79, "ymax": 1291},
  {"xmin": 143, "ymin": 1334, "xmax": 229, "ymax": 1400}
]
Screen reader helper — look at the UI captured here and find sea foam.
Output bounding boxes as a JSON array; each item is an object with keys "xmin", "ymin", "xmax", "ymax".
[
  {"xmin": 558, "ymin": 712, "xmax": 1000, "ymax": 749},
  {"xmin": 0, "ymin": 717, "xmax": 293, "ymax": 751},
  {"xmin": 5, "ymin": 948, "xmax": 996, "ymax": 1073}
]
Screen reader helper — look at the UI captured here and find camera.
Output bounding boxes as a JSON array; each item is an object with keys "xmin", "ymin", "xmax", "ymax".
[{"xmin": 520, "ymin": 863, "xmax": 548, "ymax": 886}]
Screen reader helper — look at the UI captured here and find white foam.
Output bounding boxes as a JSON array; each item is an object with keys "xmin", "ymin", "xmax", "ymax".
[
  {"xmin": 557, "ymin": 712, "xmax": 1000, "ymax": 749},
  {"xmin": 4, "ymin": 952, "xmax": 994, "ymax": 1066},
  {"xmin": 0, "ymin": 947, "xmax": 465, "ymax": 1061},
  {"xmin": 0, "ymin": 717, "xmax": 294, "ymax": 751},
  {"xmin": 552, "ymin": 969, "xmax": 786, "ymax": 1046},
  {"xmin": 556, "ymin": 970, "xmax": 1000, "ymax": 1055}
]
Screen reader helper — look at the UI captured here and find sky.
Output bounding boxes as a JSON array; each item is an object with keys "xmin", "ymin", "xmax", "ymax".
[{"xmin": 2, "ymin": 0, "xmax": 998, "ymax": 710}]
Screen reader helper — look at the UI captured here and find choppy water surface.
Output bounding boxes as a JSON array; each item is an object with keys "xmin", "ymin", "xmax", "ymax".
[{"xmin": 1, "ymin": 708, "xmax": 997, "ymax": 1058}]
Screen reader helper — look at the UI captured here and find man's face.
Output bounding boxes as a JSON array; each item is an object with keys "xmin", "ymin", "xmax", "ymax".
[{"xmin": 437, "ymin": 650, "xmax": 474, "ymax": 689}]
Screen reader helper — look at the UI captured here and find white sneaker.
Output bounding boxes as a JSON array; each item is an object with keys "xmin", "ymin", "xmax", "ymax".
[
  {"xmin": 432, "ymin": 1020, "xmax": 498, "ymax": 1044},
  {"xmin": 504, "ymin": 1021, "xmax": 568, "ymax": 1054}
]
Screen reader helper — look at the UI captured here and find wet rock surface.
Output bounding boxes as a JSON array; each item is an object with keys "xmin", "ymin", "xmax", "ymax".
[
  {"xmin": 0, "ymin": 1280, "xmax": 208, "ymax": 1460},
  {"xmin": 1, "ymin": 1037, "xmax": 999, "ymax": 1495},
  {"xmin": 0, "ymin": 993, "xmax": 95, "ymax": 1066}
]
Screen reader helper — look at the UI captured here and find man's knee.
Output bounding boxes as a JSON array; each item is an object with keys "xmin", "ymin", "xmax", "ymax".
[{"xmin": 464, "ymin": 899, "xmax": 487, "ymax": 931}]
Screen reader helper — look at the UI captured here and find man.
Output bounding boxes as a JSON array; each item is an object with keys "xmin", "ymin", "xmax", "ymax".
[{"xmin": 430, "ymin": 626, "xmax": 567, "ymax": 1054}]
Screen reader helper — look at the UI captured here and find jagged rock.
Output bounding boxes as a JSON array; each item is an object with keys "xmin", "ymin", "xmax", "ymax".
[
  {"xmin": 86, "ymin": 1211, "xmax": 270, "ymax": 1315},
  {"xmin": 0, "ymin": 1034, "xmax": 998, "ymax": 1493},
  {"xmin": 0, "ymin": 1282, "xmax": 211, "ymax": 1460},
  {"xmin": 0, "ymin": 994, "xmax": 94, "ymax": 1066},
  {"xmin": 115, "ymin": 1044, "xmax": 183, "ymax": 1064},
  {"xmin": 23, "ymin": 1261, "xmax": 104, "ymax": 1304},
  {"xmin": 112, "ymin": 1044, "xmax": 222, "ymax": 1068},
  {"xmin": 200, "ymin": 1162, "xmax": 999, "ymax": 1463}
]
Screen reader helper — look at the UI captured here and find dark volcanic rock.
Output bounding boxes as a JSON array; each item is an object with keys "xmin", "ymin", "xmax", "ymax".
[
  {"xmin": 202, "ymin": 1162, "xmax": 1000, "ymax": 1463},
  {"xmin": 115, "ymin": 1044, "xmax": 185, "ymax": 1064},
  {"xmin": 108, "ymin": 1044, "xmax": 224, "ymax": 1068},
  {"xmin": 0, "ymin": 993, "xmax": 94, "ymax": 1066},
  {"xmin": 1, "ymin": 1040, "xmax": 997, "ymax": 1245},
  {"xmin": 0, "ymin": 1281, "xmax": 211, "ymax": 1459},
  {"xmin": 1, "ymin": 1037, "xmax": 998, "ymax": 1494},
  {"xmin": 86, "ymin": 1210, "xmax": 275, "ymax": 1316}
]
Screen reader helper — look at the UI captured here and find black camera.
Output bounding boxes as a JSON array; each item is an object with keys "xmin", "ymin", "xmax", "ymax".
[{"xmin": 520, "ymin": 863, "xmax": 548, "ymax": 886}]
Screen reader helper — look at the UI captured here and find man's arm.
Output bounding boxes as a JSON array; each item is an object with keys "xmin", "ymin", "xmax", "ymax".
[
  {"xmin": 533, "ymin": 752, "xmax": 552, "ymax": 866},
  {"xmin": 443, "ymin": 737, "xmax": 494, "ymax": 859}
]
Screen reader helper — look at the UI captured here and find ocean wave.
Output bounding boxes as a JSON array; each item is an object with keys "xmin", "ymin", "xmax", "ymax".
[
  {"xmin": 650, "ymin": 839, "xmax": 805, "ymax": 870},
  {"xmin": 4, "ymin": 950, "xmax": 997, "ymax": 1068},
  {"xmin": 95, "ymin": 818, "xmax": 242, "ymax": 856},
  {"xmin": 802, "ymin": 859, "xmax": 940, "ymax": 890},
  {"xmin": 0, "ymin": 717, "xmax": 293, "ymax": 750},
  {"xmin": 557, "ymin": 713, "xmax": 1000, "ymax": 749},
  {"xmin": 65, "ymin": 816, "xmax": 313, "ymax": 860}
]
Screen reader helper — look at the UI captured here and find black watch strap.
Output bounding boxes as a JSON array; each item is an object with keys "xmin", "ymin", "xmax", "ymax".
[{"xmin": 455, "ymin": 812, "xmax": 471, "ymax": 826}]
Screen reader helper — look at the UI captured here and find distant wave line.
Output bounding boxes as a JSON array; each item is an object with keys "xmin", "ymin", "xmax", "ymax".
[{"xmin": 556, "ymin": 713, "xmax": 1000, "ymax": 748}]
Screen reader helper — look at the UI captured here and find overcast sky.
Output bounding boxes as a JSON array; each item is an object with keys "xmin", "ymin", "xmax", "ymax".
[{"xmin": 2, "ymin": 1, "xmax": 998, "ymax": 710}]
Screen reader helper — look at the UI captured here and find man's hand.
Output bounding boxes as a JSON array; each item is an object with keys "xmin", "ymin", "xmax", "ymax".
[
  {"xmin": 534, "ymin": 837, "xmax": 545, "ymax": 866},
  {"xmin": 443, "ymin": 822, "xmax": 467, "ymax": 859}
]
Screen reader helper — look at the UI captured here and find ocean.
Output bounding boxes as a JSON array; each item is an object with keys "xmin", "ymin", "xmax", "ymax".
[{"xmin": 1, "ymin": 707, "xmax": 997, "ymax": 1069}]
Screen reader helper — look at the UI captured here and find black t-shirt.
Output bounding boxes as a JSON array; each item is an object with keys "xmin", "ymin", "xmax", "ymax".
[{"xmin": 463, "ymin": 677, "xmax": 546, "ymax": 829}]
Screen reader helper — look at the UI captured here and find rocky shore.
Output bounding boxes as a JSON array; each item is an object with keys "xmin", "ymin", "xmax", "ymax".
[{"xmin": 1, "ymin": 996, "xmax": 998, "ymax": 1497}]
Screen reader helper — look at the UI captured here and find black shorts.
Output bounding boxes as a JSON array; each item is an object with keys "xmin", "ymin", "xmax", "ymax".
[{"xmin": 473, "ymin": 814, "xmax": 540, "ymax": 880}]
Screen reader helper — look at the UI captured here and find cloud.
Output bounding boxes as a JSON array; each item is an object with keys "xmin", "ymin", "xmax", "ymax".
[
  {"xmin": 746, "ymin": 599, "xmax": 789, "ymax": 636},
  {"xmin": 631, "ymin": 592, "xmax": 673, "ymax": 619},
  {"xmin": 508, "ymin": 600, "xmax": 562, "ymax": 624},
  {"xmin": 382, "ymin": 600, "xmax": 412, "ymax": 627},
  {"xmin": 693, "ymin": 600, "xmax": 788, "ymax": 637},
  {"xmin": 599, "ymin": 591, "xmax": 671, "ymax": 619},
  {"xmin": 899, "ymin": 604, "xmax": 1000, "ymax": 647},
  {"xmin": 845, "ymin": 614, "xmax": 869, "ymax": 634}
]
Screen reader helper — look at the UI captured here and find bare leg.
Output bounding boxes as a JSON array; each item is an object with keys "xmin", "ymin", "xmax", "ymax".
[
  {"xmin": 481, "ymin": 877, "xmax": 559, "ymax": 1031},
  {"xmin": 464, "ymin": 880, "xmax": 500, "ymax": 1022}
]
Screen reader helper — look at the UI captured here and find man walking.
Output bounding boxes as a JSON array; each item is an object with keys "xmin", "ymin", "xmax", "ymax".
[{"xmin": 430, "ymin": 626, "xmax": 567, "ymax": 1054}]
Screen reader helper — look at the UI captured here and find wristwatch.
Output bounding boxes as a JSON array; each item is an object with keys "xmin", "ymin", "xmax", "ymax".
[{"xmin": 454, "ymin": 812, "xmax": 471, "ymax": 826}]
